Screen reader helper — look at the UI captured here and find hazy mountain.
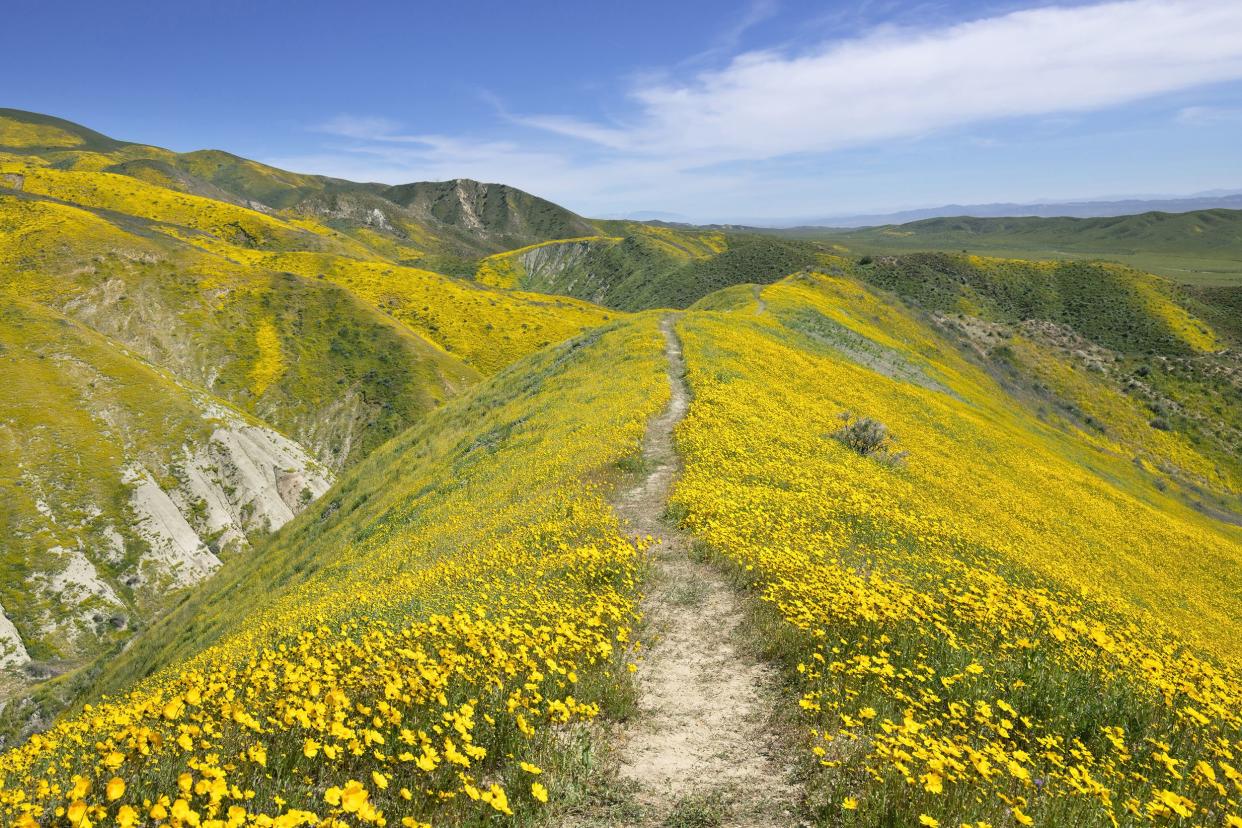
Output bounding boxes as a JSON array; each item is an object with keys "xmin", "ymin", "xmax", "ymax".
[{"xmin": 764, "ymin": 190, "xmax": 1242, "ymax": 228}]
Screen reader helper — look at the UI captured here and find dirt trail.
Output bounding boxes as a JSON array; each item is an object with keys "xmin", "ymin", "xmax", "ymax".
[
  {"xmin": 753, "ymin": 285, "xmax": 767, "ymax": 315},
  {"xmin": 607, "ymin": 315, "xmax": 800, "ymax": 827}
]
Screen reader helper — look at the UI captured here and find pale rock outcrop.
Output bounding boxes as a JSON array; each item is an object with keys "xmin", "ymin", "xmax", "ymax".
[
  {"xmin": 124, "ymin": 466, "xmax": 221, "ymax": 586},
  {"xmin": 0, "ymin": 605, "xmax": 29, "ymax": 669},
  {"xmin": 197, "ymin": 403, "xmax": 334, "ymax": 531},
  {"xmin": 99, "ymin": 526, "xmax": 126, "ymax": 565},
  {"xmin": 44, "ymin": 545, "xmax": 123, "ymax": 607},
  {"xmin": 124, "ymin": 404, "xmax": 334, "ymax": 586},
  {"xmin": 454, "ymin": 179, "xmax": 484, "ymax": 231},
  {"xmin": 519, "ymin": 240, "xmax": 597, "ymax": 294},
  {"xmin": 5, "ymin": 397, "xmax": 333, "ymax": 677}
]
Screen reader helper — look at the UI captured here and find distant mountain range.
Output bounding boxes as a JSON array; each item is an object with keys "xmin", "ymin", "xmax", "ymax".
[
  {"xmin": 723, "ymin": 191, "xmax": 1242, "ymax": 229},
  {"xmin": 600, "ymin": 209, "xmax": 696, "ymax": 223}
]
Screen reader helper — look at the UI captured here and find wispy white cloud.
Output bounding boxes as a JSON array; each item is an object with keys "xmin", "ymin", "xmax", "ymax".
[
  {"xmin": 283, "ymin": 0, "xmax": 1242, "ymax": 218},
  {"xmin": 1176, "ymin": 105, "xmax": 1242, "ymax": 125},
  {"xmin": 524, "ymin": 0, "xmax": 1242, "ymax": 160},
  {"xmin": 677, "ymin": 0, "xmax": 781, "ymax": 67},
  {"xmin": 313, "ymin": 115, "xmax": 407, "ymax": 142}
]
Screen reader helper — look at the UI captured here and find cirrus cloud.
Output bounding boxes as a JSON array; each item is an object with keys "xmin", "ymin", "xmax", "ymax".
[
  {"xmin": 517, "ymin": 0, "xmax": 1242, "ymax": 161},
  {"xmin": 287, "ymin": 0, "xmax": 1242, "ymax": 219}
]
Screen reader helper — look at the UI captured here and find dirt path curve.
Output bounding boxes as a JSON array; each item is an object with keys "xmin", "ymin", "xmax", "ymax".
[
  {"xmin": 753, "ymin": 285, "xmax": 767, "ymax": 315},
  {"xmin": 608, "ymin": 315, "xmax": 801, "ymax": 827}
]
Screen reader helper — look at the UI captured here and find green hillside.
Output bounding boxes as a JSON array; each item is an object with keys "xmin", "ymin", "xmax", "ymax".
[
  {"xmin": 850, "ymin": 253, "xmax": 1241, "ymax": 490},
  {"xmin": 477, "ymin": 226, "xmax": 829, "ymax": 310},
  {"xmin": 0, "ymin": 298, "xmax": 334, "ymax": 674},
  {"xmin": 672, "ymin": 275, "xmax": 1241, "ymax": 826},
  {"xmin": 3, "ymin": 266, "xmax": 1238, "ymax": 827},
  {"xmin": 1, "ymin": 108, "xmax": 596, "ymax": 265},
  {"xmin": 771, "ymin": 209, "xmax": 1242, "ymax": 285}
]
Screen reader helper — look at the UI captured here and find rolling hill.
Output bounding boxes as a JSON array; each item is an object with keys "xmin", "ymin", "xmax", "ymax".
[
  {"xmin": 0, "ymin": 109, "xmax": 595, "ymax": 265},
  {"xmin": 476, "ymin": 226, "xmax": 831, "ymax": 311},
  {"xmin": 0, "ymin": 109, "xmax": 1239, "ymax": 828},
  {"xmin": 0, "ymin": 110, "xmax": 618, "ymax": 695},
  {"xmin": 3, "ymin": 265, "xmax": 1237, "ymax": 827},
  {"xmin": 771, "ymin": 190, "xmax": 1242, "ymax": 228},
  {"xmin": 769, "ymin": 208, "xmax": 1242, "ymax": 285}
]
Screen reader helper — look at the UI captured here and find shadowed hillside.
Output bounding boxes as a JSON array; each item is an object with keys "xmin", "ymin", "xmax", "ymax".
[{"xmin": 477, "ymin": 225, "xmax": 830, "ymax": 310}]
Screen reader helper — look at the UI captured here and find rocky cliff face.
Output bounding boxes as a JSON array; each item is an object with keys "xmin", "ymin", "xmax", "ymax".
[{"xmin": 0, "ymin": 389, "xmax": 333, "ymax": 681}]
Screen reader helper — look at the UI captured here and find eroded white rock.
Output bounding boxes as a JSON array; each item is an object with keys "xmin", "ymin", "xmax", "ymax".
[
  {"xmin": 44, "ymin": 545, "xmax": 124, "ymax": 607},
  {"xmin": 0, "ymin": 604, "xmax": 29, "ymax": 669},
  {"xmin": 124, "ymin": 467, "xmax": 221, "ymax": 586}
]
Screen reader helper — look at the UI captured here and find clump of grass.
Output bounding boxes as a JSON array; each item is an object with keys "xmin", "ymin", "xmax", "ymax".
[
  {"xmin": 663, "ymin": 791, "xmax": 730, "ymax": 827},
  {"xmin": 829, "ymin": 411, "xmax": 907, "ymax": 466},
  {"xmin": 614, "ymin": 454, "xmax": 650, "ymax": 475},
  {"xmin": 662, "ymin": 502, "xmax": 690, "ymax": 526},
  {"xmin": 667, "ymin": 581, "xmax": 707, "ymax": 608}
]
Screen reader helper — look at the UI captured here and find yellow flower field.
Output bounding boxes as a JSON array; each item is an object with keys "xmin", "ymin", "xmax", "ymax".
[
  {"xmin": 0, "ymin": 318, "xmax": 667, "ymax": 827},
  {"xmin": 671, "ymin": 274, "xmax": 1242, "ymax": 827}
]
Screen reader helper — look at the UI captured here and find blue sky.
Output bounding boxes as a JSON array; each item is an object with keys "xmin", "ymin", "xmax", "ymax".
[{"xmin": 5, "ymin": 0, "xmax": 1242, "ymax": 221}]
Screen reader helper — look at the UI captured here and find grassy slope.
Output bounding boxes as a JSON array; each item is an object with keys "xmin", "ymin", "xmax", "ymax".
[
  {"xmin": 223, "ymin": 250, "xmax": 617, "ymax": 377},
  {"xmin": 0, "ymin": 317, "xmax": 668, "ymax": 827},
  {"xmin": 0, "ymin": 256, "xmax": 1238, "ymax": 825},
  {"xmin": 852, "ymin": 253, "xmax": 1242, "ymax": 491},
  {"xmin": 0, "ymin": 189, "xmax": 470, "ymax": 471},
  {"xmin": 771, "ymin": 209, "xmax": 1242, "ymax": 286},
  {"xmin": 686, "ymin": 250, "xmax": 1242, "ymax": 502},
  {"xmin": 0, "ymin": 117, "xmax": 620, "ymax": 463},
  {"xmin": 477, "ymin": 224, "xmax": 829, "ymax": 310},
  {"xmin": 854, "ymin": 253, "xmax": 1217, "ymax": 353},
  {"xmin": 0, "ymin": 112, "xmax": 620, "ymax": 704},
  {"xmin": 674, "ymin": 273, "xmax": 1242, "ymax": 826},
  {"xmin": 5, "ymin": 266, "xmax": 1238, "ymax": 825},
  {"xmin": 0, "ymin": 108, "xmax": 598, "ymax": 263},
  {"xmin": 2, "ymin": 107, "xmax": 1240, "ymax": 826},
  {"xmin": 0, "ymin": 299, "xmax": 222, "ymax": 663}
]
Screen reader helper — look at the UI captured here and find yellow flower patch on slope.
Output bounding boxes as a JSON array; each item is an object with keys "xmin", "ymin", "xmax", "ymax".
[
  {"xmin": 0, "ymin": 317, "xmax": 668, "ymax": 827},
  {"xmin": 671, "ymin": 273, "xmax": 1242, "ymax": 827}
]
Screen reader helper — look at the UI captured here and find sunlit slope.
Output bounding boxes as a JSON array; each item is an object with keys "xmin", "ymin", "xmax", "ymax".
[
  {"xmin": 0, "ymin": 191, "xmax": 471, "ymax": 471},
  {"xmin": 0, "ymin": 299, "xmax": 333, "ymax": 671},
  {"xmin": 854, "ymin": 253, "xmax": 1241, "ymax": 492},
  {"xmin": 0, "ymin": 109, "xmax": 597, "ymax": 263},
  {"xmin": 0, "ymin": 111, "xmax": 131, "ymax": 158},
  {"xmin": 8, "ymin": 165, "xmax": 373, "ymax": 256},
  {"xmin": 0, "ymin": 112, "xmax": 622, "ymax": 706},
  {"xmin": 0, "ymin": 184, "xmax": 432, "ymax": 695},
  {"xmin": 685, "ymin": 252, "xmax": 1242, "ymax": 497},
  {"xmin": 673, "ymin": 274, "xmax": 1242, "ymax": 826},
  {"xmin": 477, "ymin": 225, "xmax": 830, "ymax": 310},
  {"xmin": 0, "ymin": 318, "xmax": 667, "ymax": 826},
  {"xmin": 0, "ymin": 165, "xmax": 616, "ymax": 461},
  {"xmin": 213, "ymin": 250, "xmax": 616, "ymax": 376}
]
